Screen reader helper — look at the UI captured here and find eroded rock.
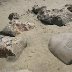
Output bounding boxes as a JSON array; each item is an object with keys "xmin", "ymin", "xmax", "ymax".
[
  {"xmin": 48, "ymin": 33, "xmax": 72, "ymax": 65},
  {"xmin": 0, "ymin": 35, "xmax": 27, "ymax": 60},
  {"xmin": 1, "ymin": 20, "xmax": 35, "ymax": 37},
  {"xmin": 0, "ymin": 35, "xmax": 14, "ymax": 58},
  {"xmin": 32, "ymin": 4, "xmax": 72, "ymax": 26},
  {"xmin": 32, "ymin": 5, "xmax": 46, "ymax": 14}
]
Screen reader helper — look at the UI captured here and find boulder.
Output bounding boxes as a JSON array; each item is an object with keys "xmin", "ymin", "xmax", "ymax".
[
  {"xmin": 48, "ymin": 33, "xmax": 72, "ymax": 65},
  {"xmin": 65, "ymin": 4, "xmax": 72, "ymax": 12},
  {"xmin": 1, "ymin": 20, "xmax": 35, "ymax": 37},
  {"xmin": 32, "ymin": 4, "xmax": 72, "ymax": 26},
  {"xmin": 0, "ymin": 35, "xmax": 27, "ymax": 60}
]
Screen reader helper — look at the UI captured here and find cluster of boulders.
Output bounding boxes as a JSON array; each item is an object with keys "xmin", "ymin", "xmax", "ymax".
[
  {"xmin": 0, "ymin": 13, "xmax": 35, "ymax": 60},
  {"xmin": 1, "ymin": 13, "xmax": 35, "ymax": 37},
  {"xmin": 32, "ymin": 4, "xmax": 72, "ymax": 26},
  {"xmin": 1, "ymin": 4, "xmax": 72, "ymax": 65},
  {"xmin": 32, "ymin": 4, "xmax": 72, "ymax": 65}
]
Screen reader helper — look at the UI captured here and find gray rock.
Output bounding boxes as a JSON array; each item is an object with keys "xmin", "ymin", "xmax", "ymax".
[
  {"xmin": 0, "ymin": 35, "xmax": 27, "ymax": 60},
  {"xmin": 48, "ymin": 33, "xmax": 72, "ymax": 65},
  {"xmin": 1, "ymin": 20, "xmax": 35, "ymax": 37},
  {"xmin": 8, "ymin": 13, "xmax": 20, "ymax": 20},
  {"xmin": 32, "ymin": 5, "xmax": 46, "ymax": 14},
  {"xmin": 32, "ymin": 5, "xmax": 40, "ymax": 14},
  {"xmin": 32, "ymin": 4, "xmax": 72, "ymax": 26}
]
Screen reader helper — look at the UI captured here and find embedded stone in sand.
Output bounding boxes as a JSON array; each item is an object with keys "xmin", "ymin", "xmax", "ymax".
[
  {"xmin": 48, "ymin": 33, "xmax": 72, "ymax": 65},
  {"xmin": 0, "ymin": 35, "xmax": 27, "ymax": 60},
  {"xmin": 32, "ymin": 4, "xmax": 72, "ymax": 26},
  {"xmin": 1, "ymin": 20, "xmax": 35, "ymax": 37}
]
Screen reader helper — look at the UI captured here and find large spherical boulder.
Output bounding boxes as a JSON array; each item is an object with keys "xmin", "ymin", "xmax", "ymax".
[{"xmin": 32, "ymin": 5, "xmax": 46, "ymax": 14}]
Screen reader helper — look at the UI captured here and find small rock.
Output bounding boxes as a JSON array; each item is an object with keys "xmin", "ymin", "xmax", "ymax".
[
  {"xmin": 32, "ymin": 5, "xmax": 40, "ymax": 14},
  {"xmin": 2, "ymin": 69, "xmax": 32, "ymax": 72},
  {"xmin": 1, "ymin": 20, "xmax": 35, "ymax": 37},
  {"xmin": 8, "ymin": 13, "xmax": 20, "ymax": 20},
  {"xmin": 67, "ymin": 5, "xmax": 72, "ymax": 12},
  {"xmin": 48, "ymin": 33, "xmax": 72, "ymax": 65},
  {"xmin": 32, "ymin": 5, "xmax": 47, "ymax": 14}
]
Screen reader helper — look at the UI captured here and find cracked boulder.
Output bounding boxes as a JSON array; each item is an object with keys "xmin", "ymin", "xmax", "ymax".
[
  {"xmin": 32, "ymin": 4, "xmax": 72, "ymax": 26},
  {"xmin": 48, "ymin": 33, "xmax": 72, "ymax": 65},
  {"xmin": 0, "ymin": 35, "xmax": 27, "ymax": 60},
  {"xmin": 1, "ymin": 20, "xmax": 35, "ymax": 37}
]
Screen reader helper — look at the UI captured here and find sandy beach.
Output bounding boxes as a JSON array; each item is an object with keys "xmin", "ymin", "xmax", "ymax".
[{"xmin": 0, "ymin": 0, "xmax": 72, "ymax": 72}]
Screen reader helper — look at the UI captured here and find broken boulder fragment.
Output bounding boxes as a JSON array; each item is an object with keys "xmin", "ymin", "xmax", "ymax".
[
  {"xmin": 8, "ymin": 13, "xmax": 20, "ymax": 20},
  {"xmin": 0, "ymin": 35, "xmax": 27, "ymax": 60},
  {"xmin": 48, "ymin": 33, "xmax": 72, "ymax": 65},
  {"xmin": 1, "ymin": 20, "xmax": 35, "ymax": 37}
]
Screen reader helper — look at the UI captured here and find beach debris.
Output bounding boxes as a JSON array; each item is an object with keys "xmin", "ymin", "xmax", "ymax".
[
  {"xmin": 0, "ymin": 35, "xmax": 27, "ymax": 60},
  {"xmin": 8, "ymin": 13, "xmax": 20, "ymax": 20},
  {"xmin": 32, "ymin": 4, "xmax": 72, "ymax": 26},
  {"xmin": 1, "ymin": 20, "xmax": 35, "ymax": 37},
  {"xmin": 48, "ymin": 33, "xmax": 72, "ymax": 65}
]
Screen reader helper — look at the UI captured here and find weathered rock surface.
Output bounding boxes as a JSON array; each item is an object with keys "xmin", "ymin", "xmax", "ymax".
[
  {"xmin": 1, "ymin": 20, "xmax": 35, "ymax": 37},
  {"xmin": 0, "ymin": 35, "xmax": 14, "ymax": 58},
  {"xmin": 8, "ymin": 13, "xmax": 20, "ymax": 20},
  {"xmin": 0, "ymin": 35, "xmax": 27, "ymax": 60},
  {"xmin": 48, "ymin": 33, "xmax": 72, "ymax": 65},
  {"xmin": 32, "ymin": 4, "xmax": 72, "ymax": 26}
]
